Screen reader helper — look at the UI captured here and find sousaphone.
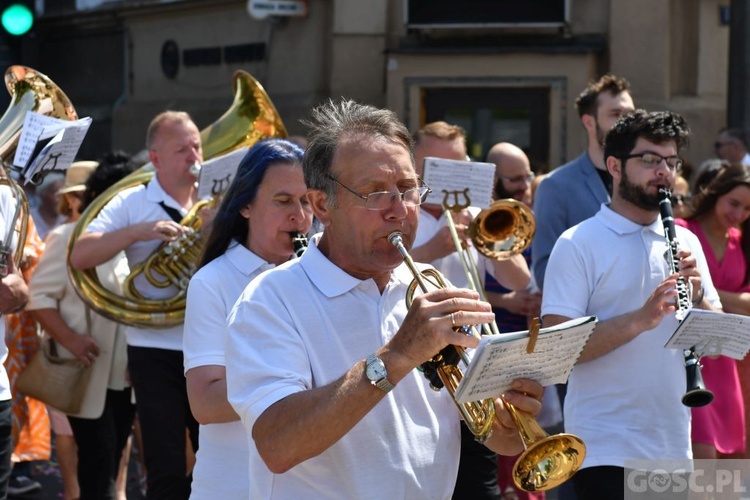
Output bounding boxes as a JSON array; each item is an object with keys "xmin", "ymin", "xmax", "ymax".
[{"xmin": 67, "ymin": 71, "xmax": 287, "ymax": 328}]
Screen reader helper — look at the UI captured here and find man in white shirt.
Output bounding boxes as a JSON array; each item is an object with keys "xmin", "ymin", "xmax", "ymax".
[
  {"xmin": 542, "ymin": 110, "xmax": 721, "ymax": 499},
  {"xmin": 70, "ymin": 111, "xmax": 202, "ymax": 499},
  {"xmin": 408, "ymin": 123, "xmax": 531, "ymax": 499},
  {"xmin": 225, "ymin": 99, "xmax": 543, "ymax": 499}
]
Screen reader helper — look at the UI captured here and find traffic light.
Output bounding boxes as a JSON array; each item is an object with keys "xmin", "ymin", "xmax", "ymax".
[{"xmin": 1, "ymin": 1, "xmax": 34, "ymax": 37}]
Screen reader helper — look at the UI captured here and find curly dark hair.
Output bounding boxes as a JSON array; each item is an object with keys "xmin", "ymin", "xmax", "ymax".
[
  {"xmin": 80, "ymin": 151, "xmax": 137, "ymax": 211},
  {"xmin": 603, "ymin": 109, "xmax": 690, "ymax": 164}
]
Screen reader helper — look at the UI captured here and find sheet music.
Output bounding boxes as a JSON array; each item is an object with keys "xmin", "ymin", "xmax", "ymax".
[
  {"xmin": 196, "ymin": 147, "xmax": 249, "ymax": 200},
  {"xmin": 23, "ymin": 117, "xmax": 92, "ymax": 184},
  {"xmin": 13, "ymin": 112, "xmax": 71, "ymax": 170},
  {"xmin": 664, "ymin": 309, "xmax": 750, "ymax": 360},
  {"xmin": 421, "ymin": 157, "xmax": 496, "ymax": 209},
  {"xmin": 454, "ymin": 316, "xmax": 597, "ymax": 404}
]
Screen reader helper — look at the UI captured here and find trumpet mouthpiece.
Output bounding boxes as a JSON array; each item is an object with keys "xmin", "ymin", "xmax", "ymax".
[
  {"xmin": 188, "ymin": 163, "xmax": 202, "ymax": 177},
  {"xmin": 387, "ymin": 231, "xmax": 403, "ymax": 247}
]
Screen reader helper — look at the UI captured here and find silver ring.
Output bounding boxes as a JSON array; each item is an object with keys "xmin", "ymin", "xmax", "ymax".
[{"xmin": 450, "ymin": 312, "xmax": 456, "ymax": 328}]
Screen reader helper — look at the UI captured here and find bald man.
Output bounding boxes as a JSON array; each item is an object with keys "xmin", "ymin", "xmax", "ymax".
[
  {"xmin": 486, "ymin": 142, "xmax": 534, "ymax": 204},
  {"xmin": 484, "ymin": 142, "xmax": 540, "ymax": 329}
]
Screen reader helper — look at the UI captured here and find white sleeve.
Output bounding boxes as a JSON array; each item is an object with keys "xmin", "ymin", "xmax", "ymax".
[
  {"xmin": 183, "ymin": 265, "xmax": 229, "ymax": 373},
  {"xmin": 85, "ymin": 189, "xmax": 132, "ymax": 234},
  {"xmin": 541, "ymin": 231, "xmax": 591, "ymax": 320},
  {"xmin": 225, "ymin": 273, "xmax": 310, "ymax": 432}
]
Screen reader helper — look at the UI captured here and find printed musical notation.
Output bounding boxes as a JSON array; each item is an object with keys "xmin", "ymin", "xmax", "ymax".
[
  {"xmin": 453, "ymin": 316, "xmax": 597, "ymax": 404},
  {"xmin": 13, "ymin": 112, "xmax": 92, "ymax": 183},
  {"xmin": 665, "ymin": 309, "xmax": 750, "ymax": 360},
  {"xmin": 421, "ymin": 157, "xmax": 496, "ymax": 210},
  {"xmin": 196, "ymin": 147, "xmax": 249, "ymax": 200}
]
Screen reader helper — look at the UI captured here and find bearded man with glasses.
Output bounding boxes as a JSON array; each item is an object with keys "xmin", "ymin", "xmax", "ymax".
[{"xmin": 542, "ymin": 109, "xmax": 721, "ymax": 499}]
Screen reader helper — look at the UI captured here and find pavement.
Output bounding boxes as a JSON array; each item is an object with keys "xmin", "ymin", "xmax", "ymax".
[{"xmin": 8, "ymin": 437, "xmax": 146, "ymax": 500}]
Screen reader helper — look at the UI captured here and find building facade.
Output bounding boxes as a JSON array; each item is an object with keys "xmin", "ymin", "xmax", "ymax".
[{"xmin": 22, "ymin": 0, "xmax": 729, "ymax": 169}]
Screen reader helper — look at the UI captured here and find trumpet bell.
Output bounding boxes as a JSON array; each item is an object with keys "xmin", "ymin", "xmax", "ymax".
[
  {"xmin": 504, "ymin": 399, "xmax": 586, "ymax": 492},
  {"xmin": 513, "ymin": 434, "xmax": 586, "ymax": 491},
  {"xmin": 469, "ymin": 199, "xmax": 536, "ymax": 260},
  {"xmin": 0, "ymin": 66, "xmax": 77, "ymax": 273},
  {"xmin": 0, "ymin": 66, "xmax": 77, "ymax": 162},
  {"xmin": 200, "ymin": 71, "xmax": 287, "ymax": 159}
]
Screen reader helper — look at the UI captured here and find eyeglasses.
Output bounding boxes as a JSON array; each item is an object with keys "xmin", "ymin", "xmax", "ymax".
[
  {"xmin": 326, "ymin": 174, "xmax": 431, "ymax": 211},
  {"xmin": 497, "ymin": 172, "xmax": 535, "ymax": 184},
  {"xmin": 714, "ymin": 141, "xmax": 732, "ymax": 150},
  {"xmin": 622, "ymin": 152, "xmax": 683, "ymax": 171},
  {"xmin": 670, "ymin": 194, "xmax": 691, "ymax": 205}
]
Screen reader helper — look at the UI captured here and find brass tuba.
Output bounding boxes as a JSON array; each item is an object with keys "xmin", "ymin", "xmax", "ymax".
[
  {"xmin": 0, "ymin": 66, "xmax": 77, "ymax": 275},
  {"xmin": 390, "ymin": 197, "xmax": 586, "ymax": 492},
  {"xmin": 67, "ymin": 71, "xmax": 287, "ymax": 328}
]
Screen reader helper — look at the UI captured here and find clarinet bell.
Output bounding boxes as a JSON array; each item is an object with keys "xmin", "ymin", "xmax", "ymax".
[{"xmin": 682, "ymin": 353, "xmax": 714, "ymax": 408}]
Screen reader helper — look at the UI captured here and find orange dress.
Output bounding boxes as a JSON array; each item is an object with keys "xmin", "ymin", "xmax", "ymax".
[{"xmin": 4, "ymin": 218, "xmax": 51, "ymax": 462}]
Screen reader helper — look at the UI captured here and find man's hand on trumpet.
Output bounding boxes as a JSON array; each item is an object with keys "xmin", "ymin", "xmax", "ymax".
[
  {"xmin": 381, "ymin": 287, "xmax": 493, "ymax": 373},
  {"xmin": 377, "ymin": 285, "xmax": 545, "ymax": 454},
  {"xmin": 486, "ymin": 379, "xmax": 544, "ymax": 456}
]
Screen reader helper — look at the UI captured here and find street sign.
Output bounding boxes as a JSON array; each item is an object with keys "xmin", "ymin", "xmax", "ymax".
[{"xmin": 247, "ymin": 0, "xmax": 307, "ymax": 21}]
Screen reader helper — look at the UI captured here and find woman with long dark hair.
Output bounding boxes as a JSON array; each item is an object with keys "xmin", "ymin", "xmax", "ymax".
[
  {"xmin": 183, "ymin": 138, "xmax": 311, "ymax": 498},
  {"xmin": 676, "ymin": 164, "xmax": 750, "ymax": 459}
]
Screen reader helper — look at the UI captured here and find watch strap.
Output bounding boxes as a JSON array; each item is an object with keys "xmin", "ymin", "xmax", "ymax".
[{"xmin": 366, "ymin": 354, "xmax": 395, "ymax": 393}]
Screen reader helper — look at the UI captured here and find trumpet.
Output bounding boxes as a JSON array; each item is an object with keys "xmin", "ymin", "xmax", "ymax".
[
  {"xmin": 389, "ymin": 231, "xmax": 496, "ymax": 438},
  {"xmin": 389, "ymin": 198, "xmax": 586, "ymax": 492},
  {"xmin": 657, "ymin": 187, "xmax": 714, "ymax": 408}
]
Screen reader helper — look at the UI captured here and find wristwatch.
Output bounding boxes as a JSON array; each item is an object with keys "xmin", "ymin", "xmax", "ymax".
[{"xmin": 365, "ymin": 354, "xmax": 395, "ymax": 393}]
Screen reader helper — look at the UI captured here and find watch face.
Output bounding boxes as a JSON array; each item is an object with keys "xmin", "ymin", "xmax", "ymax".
[{"xmin": 366, "ymin": 357, "xmax": 386, "ymax": 380}]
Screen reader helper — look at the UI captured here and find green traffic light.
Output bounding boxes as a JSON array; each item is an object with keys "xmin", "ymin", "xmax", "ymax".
[{"xmin": 2, "ymin": 4, "xmax": 34, "ymax": 36}]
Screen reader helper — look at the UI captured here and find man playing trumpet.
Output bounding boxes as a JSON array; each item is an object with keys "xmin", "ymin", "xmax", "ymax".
[{"xmin": 225, "ymin": 99, "xmax": 543, "ymax": 499}]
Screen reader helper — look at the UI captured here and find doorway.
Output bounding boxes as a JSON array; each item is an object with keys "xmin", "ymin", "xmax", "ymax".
[{"xmin": 422, "ymin": 86, "xmax": 551, "ymax": 172}]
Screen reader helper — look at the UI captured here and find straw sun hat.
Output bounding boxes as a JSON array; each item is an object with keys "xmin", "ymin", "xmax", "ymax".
[{"xmin": 57, "ymin": 161, "xmax": 99, "ymax": 195}]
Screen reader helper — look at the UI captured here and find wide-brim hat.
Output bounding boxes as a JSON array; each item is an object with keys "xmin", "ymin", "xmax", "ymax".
[{"xmin": 57, "ymin": 161, "xmax": 98, "ymax": 195}]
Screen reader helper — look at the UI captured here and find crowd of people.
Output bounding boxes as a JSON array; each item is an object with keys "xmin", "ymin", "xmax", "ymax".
[{"xmin": 0, "ymin": 72, "xmax": 746, "ymax": 500}]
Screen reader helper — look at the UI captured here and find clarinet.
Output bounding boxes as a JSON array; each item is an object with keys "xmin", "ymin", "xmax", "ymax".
[
  {"xmin": 658, "ymin": 187, "xmax": 714, "ymax": 408},
  {"xmin": 291, "ymin": 231, "xmax": 308, "ymax": 258}
]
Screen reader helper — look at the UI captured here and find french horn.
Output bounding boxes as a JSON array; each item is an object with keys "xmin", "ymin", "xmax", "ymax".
[
  {"xmin": 67, "ymin": 71, "xmax": 287, "ymax": 328},
  {"xmin": 0, "ymin": 65, "xmax": 77, "ymax": 276},
  {"xmin": 391, "ymin": 198, "xmax": 586, "ymax": 492}
]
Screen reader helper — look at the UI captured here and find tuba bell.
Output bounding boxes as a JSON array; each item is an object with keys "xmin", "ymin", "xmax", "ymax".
[
  {"xmin": 0, "ymin": 66, "xmax": 77, "ymax": 275},
  {"xmin": 390, "ymin": 194, "xmax": 586, "ymax": 492},
  {"xmin": 67, "ymin": 71, "xmax": 287, "ymax": 328}
]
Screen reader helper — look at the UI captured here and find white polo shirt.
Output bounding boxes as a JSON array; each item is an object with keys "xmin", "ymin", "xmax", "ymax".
[
  {"xmin": 0, "ymin": 185, "xmax": 18, "ymax": 401},
  {"xmin": 86, "ymin": 177, "xmax": 188, "ymax": 350},
  {"xmin": 184, "ymin": 241, "xmax": 274, "ymax": 500},
  {"xmin": 542, "ymin": 204, "xmax": 721, "ymax": 468},
  {"xmin": 226, "ymin": 235, "xmax": 461, "ymax": 500},
  {"xmin": 414, "ymin": 206, "xmax": 493, "ymax": 289}
]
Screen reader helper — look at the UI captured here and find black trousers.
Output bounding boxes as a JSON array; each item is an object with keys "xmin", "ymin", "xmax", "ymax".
[
  {"xmin": 127, "ymin": 346, "xmax": 199, "ymax": 500},
  {"xmin": 574, "ymin": 466, "xmax": 625, "ymax": 500},
  {"xmin": 68, "ymin": 388, "xmax": 136, "ymax": 500},
  {"xmin": 0, "ymin": 400, "xmax": 12, "ymax": 500},
  {"xmin": 452, "ymin": 422, "xmax": 501, "ymax": 500}
]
